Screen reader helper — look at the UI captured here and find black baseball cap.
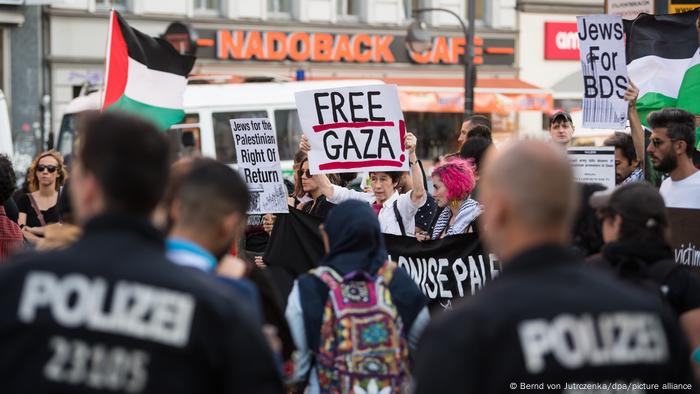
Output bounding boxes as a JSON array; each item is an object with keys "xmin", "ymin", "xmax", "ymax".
[
  {"xmin": 549, "ymin": 111, "xmax": 573, "ymax": 126},
  {"xmin": 589, "ymin": 182, "xmax": 667, "ymax": 227}
]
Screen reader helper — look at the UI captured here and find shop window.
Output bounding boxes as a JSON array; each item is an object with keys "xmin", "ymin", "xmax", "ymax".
[
  {"xmin": 403, "ymin": 112, "xmax": 463, "ymax": 160},
  {"xmin": 212, "ymin": 110, "xmax": 266, "ymax": 163},
  {"xmin": 274, "ymin": 109, "xmax": 302, "ymax": 161},
  {"xmin": 193, "ymin": 0, "xmax": 220, "ymax": 15},
  {"xmin": 337, "ymin": 0, "xmax": 360, "ymax": 20},
  {"xmin": 267, "ymin": 0, "xmax": 291, "ymax": 18},
  {"xmin": 95, "ymin": 0, "xmax": 127, "ymax": 10}
]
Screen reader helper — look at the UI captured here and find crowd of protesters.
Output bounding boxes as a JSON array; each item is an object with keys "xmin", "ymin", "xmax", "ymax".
[{"xmin": 0, "ymin": 76, "xmax": 697, "ymax": 394}]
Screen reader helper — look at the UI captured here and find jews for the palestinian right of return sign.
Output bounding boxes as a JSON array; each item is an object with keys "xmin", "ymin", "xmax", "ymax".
[
  {"xmin": 577, "ymin": 15, "xmax": 629, "ymax": 129},
  {"xmin": 295, "ymin": 84, "xmax": 409, "ymax": 174},
  {"xmin": 230, "ymin": 118, "xmax": 289, "ymax": 215}
]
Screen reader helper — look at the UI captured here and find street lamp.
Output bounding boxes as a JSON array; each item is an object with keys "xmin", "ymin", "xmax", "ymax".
[{"xmin": 405, "ymin": 6, "xmax": 476, "ymax": 117}]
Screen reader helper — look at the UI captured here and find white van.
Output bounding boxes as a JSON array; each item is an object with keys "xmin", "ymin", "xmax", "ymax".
[{"xmin": 56, "ymin": 79, "xmax": 383, "ymax": 178}]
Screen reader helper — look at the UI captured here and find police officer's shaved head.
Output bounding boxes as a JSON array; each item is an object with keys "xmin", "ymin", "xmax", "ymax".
[{"xmin": 479, "ymin": 140, "xmax": 578, "ymax": 261}]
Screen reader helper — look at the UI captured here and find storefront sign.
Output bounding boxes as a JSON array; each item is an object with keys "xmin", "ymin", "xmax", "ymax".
[
  {"xmin": 568, "ymin": 147, "xmax": 616, "ymax": 190},
  {"xmin": 668, "ymin": 0, "xmax": 700, "ymax": 13},
  {"xmin": 193, "ymin": 29, "xmax": 516, "ymax": 67},
  {"xmin": 295, "ymin": 84, "xmax": 407, "ymax": 174},
  {"xmin": 605, "ymin": 0, "xmax": 654, "ymax": 19},
  {"xmin": 544, "ymin": 22, "xmax": 580, "ymax": 60}
]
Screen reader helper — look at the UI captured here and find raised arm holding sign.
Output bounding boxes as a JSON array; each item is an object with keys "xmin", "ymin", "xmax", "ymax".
[{"xmin": 300, "ymin": 132, "xmax": 426, "ymax": 237}]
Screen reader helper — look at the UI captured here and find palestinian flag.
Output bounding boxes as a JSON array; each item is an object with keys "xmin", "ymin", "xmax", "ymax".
[
  {"xmin": 101, "ymin": 10, "xmax": 195, "ymax": 130},
  {"xmin": 626, "ymin": 9, "xmax": 700, "ymax": 149}
]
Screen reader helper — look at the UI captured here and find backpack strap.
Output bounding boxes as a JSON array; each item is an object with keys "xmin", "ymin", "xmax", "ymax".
[
  {"xmin": 376, "ymin": 261, "xmax": 397, "ymax": 286},
  {"xmin": 311, "ymin": 266, "xmax": 343, "ymax": 290},
  {"xmin": 392, "ymin": 200, "xmax": 406, "ymax": 237}
]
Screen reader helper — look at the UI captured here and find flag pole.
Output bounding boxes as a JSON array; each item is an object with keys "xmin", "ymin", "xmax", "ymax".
[{"xmin": 100, "ymin": 9, "xmax": 115, "ymax": 111}]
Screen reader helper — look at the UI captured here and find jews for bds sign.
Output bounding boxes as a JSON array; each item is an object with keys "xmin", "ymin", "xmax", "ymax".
[
  {"xmin": 295, "ymin": 84, "xmax": 408, "ymax": 174},
  {"xmin": 576, "ymin": 15, "xmax": 629, "ymax": 128}
]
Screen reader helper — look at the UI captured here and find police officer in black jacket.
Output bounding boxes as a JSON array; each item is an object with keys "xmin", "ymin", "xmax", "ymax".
[
  {"xmin": 414, "ymin": 141, "xmax": 696, "ymax": 394},
  {"xmin": 0, "ymin": 112, "xmax": 284, "ymax": 394}
]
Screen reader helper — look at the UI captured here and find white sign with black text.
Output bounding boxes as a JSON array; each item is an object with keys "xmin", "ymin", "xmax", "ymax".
[
  {"xmin": 577, "ymin": 15, "xmax": 629, "ymax": 129},
  {"xmin": 295, "ymin": 84, "xmax": 409, "ymax": 174},
  {"xmin": 568, "ymin": 146, "xmax": 616, "ymax": 190},
  {"xmin": 605, "ymin": 0, "xmax": 654, "ymax": 19},
  {"xmin": 230, "ymin": 118, "xmax": 289, "ymax": 215}
]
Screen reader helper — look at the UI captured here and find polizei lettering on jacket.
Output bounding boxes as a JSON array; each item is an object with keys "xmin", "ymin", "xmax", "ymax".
[
  {"xmin": 18, "ymin": 271, "xmax": 195, "ymax": 347},
  {"xmin": 518, "ymin": 312, "xmax": 669, "ymax": 374}
]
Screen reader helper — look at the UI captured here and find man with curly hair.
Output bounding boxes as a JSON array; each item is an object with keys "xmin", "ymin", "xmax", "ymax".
[{"xmin": 0, "ymin": 154, "xmax": 22, "ymax": 261}]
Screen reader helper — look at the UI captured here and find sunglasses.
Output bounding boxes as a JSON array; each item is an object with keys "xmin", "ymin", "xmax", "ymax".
[
  {"xmin": 298, "ymin": 169, "xmax": 312, "ymax": 178},
  {"xmin": 37, "ymin": 165, "xmax": 58, "ymax": 173},
  {"xmin": 650, "ymin": 137, "xmax": 681, "ymax": 148}
]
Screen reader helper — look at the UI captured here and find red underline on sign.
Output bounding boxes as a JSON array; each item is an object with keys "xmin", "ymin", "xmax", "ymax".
[
  {"xmin": 312, "ymin": 121, "xmax": 395, "ymax": 133},
  {"xmin": 319, "ymin": 160, "xmax": 404, "ymax": 170}
]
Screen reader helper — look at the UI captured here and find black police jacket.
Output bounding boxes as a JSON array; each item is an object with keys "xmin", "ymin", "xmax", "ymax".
[
  {"xmin": 414, "ymin": 245, "xmax": 695, "ymax": 394},
  {"xmin": 0, "ymin": 213, "xmax": 284, "ymax": 394}
]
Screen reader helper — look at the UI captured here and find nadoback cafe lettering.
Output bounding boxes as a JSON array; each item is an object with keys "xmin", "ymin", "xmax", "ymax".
[{"xmin": 194, "ymin": 29, "xmax": 516, "ymax": 66}]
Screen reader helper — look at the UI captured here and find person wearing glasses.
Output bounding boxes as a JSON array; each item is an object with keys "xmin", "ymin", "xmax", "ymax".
[
  {"xmin": 647, "ymin": 108, "xmax": 700, "ymax": 209},
  {"xmin": 294, "ymin": 156, "xmax": 340, "ymax": 218},
  {"xmin": 18, "ymin": 150, "xmax": 68, "ymax": 243}
]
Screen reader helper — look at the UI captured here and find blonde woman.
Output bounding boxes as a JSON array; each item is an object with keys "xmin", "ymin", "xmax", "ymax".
[{"xmin": 18, "ymin": 150, "xmax": 68, "ymax": 243}]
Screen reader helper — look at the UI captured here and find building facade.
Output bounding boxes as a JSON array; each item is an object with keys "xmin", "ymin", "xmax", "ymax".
[
  {"xmin": 47, "ymin": 0, "xmax": 556, "ymax": 158},
  {"xmin": 0, "ymin": 3, "xmax": 45, "ymax": 171},
  {"xmin": 516, "ymin": 0, "xmax": 612, "ymax": 142}
]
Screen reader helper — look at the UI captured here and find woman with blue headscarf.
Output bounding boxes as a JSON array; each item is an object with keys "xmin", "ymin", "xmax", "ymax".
[{"xmin": 285, "ymin": 200, "xmax": 429, "ymax": 393}]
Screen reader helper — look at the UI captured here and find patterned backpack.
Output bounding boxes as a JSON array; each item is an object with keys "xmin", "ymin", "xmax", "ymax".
[{"xmin": 311, "ymin": 262, "xmax": 409, "ymax": 394}]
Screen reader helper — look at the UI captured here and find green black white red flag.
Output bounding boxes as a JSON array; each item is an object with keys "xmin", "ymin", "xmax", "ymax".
[
  {"xmin": 626, "ymin": 9, "xmax": 700, "ymax": 148},
  {"xmin": 101, "ymin": 10, "xmax": 195, "ymax": 130}
]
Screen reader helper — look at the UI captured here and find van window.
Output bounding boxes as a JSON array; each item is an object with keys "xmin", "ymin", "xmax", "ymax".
[
  {"xmin": 274, "ymin": 109, "xmax": 302, "ymax": 161},
  {"xmin": 212, "ymin": 110, "xmax": 266, "ymax": 163},
  {"xmin": 166, "ymin": 114, "xmax": 201, "ymax": 162},
  {"xmin": 57, "ymin": 114, "xmax": 77, "ymax": 156}
]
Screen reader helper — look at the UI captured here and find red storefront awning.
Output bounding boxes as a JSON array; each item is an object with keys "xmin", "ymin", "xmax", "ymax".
[
  {"xmin": 305, "ymin": 76, "xmax": 553, "ymax": 114},
  {"xmin": 390, "ymin": 78, "xmax": 553, "ymax": 114}
]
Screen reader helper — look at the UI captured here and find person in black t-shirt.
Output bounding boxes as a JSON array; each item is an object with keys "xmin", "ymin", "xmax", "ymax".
[
  {"xmin": 0, "ymin": 112, "xmax": 283, "ymax": 394},
  {"xmin": 17, "ymin": 150, "xmax": 67, "ymax": 243}
]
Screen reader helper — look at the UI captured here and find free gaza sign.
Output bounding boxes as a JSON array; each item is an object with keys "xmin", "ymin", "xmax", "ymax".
[{"xmin": 295, "ymin": 84, "xmax": 409, "ymax": 174}]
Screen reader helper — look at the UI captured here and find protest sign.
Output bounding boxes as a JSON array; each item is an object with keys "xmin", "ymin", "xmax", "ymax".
[
  {"xmin": 577, "ymin": 15, "xmax": 629, "ymax": 129},
  {"xmin": 568, "ymin": 147, "xmax": 616, "ymax": 190},
  {"xmin": 230, "ymin": 118, "xmax": 289, "ymax": 214},
  {"xmin": 605, "ymin": 0, "xmax": 654, "ymax": 19},
  {"xmin": 385, "ymin": 234, "xmax": 500, "ymax": 311},
  {"xmin": 295, "ymin": 84, "xmax": 409, "ymax": 174},
  {"xmin": 263, "ymin": 207, "xmax": 500, "ymax": 310},
  {"xmin": 667, "ymin": 208, "xmax": 700, "ymax": 270}
]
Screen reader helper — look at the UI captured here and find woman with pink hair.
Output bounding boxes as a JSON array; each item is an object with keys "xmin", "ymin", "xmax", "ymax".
[{"xmin": 429, "ymin": 158, "xmax": 481, "ymax": 239}]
